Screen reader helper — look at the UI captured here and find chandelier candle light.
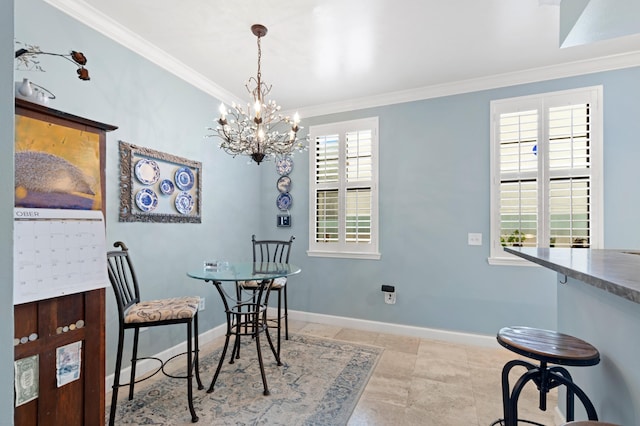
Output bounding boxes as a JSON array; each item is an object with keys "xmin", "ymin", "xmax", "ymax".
[{"xmin": 209, "ymin": 24, "xmax": 306, "ymax": 165}]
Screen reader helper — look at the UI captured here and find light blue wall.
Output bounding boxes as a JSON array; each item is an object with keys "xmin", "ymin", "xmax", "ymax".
[
  {"xmin": 558, "ymin": 275, "xmax": 640, "ymax": 425},
  {"xmin": 284, "ymin": 68, "xmax": 640, "ymax": 335},
  {"xmin": 1, "ymin": 1, "xmax": 15, "ymax": 425},
  {"xmin": 6, "ymin": 0, "xmax": 640, "ymax": 424},
  {"xmin": 281, "ymin": 67, "xmax": 640, "ymax": 336},
  {"xmin": 12, "ymin": 0, "xmax": 263, "ymax": 411}
]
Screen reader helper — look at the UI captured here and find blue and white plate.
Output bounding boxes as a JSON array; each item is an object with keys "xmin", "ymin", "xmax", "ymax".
[
  {"xmin": 276, "ymin": 157, "xmax": 293, "ymax": 176},
  {"xmin": 276, "ymin": 192, "xmax": 292, "ymax": 211},
  {"xmin": 277, "ymin": 175, "xmax": 292, "ymax": 193},
  {"xmin": 135, "ymin": 188, "xmax": 158, "ymax": 212},
  {"xmin": 175, "ymin": 191, "xmax": 194, "ymax": 215},
  {"xmin": 159, "ymin": 179, "xmax": 175, "ymax": 195},
  {"xmin": 135, "ymin": 159, "xmax": 160, "ymax": 185},
  {"xmin": 175, "ymin": 167, "xmax": 195, "ymax": 191}
]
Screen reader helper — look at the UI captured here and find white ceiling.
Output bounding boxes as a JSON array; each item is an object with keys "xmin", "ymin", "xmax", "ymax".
[{"xmin": 48, "ymin": 0, "xmax": 640, "ymax": 116}]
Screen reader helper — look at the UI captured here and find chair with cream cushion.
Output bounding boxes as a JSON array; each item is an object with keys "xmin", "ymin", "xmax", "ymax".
[{"xmin": 106, "ymin": 241, "xmax": 203, "ymax": 425}]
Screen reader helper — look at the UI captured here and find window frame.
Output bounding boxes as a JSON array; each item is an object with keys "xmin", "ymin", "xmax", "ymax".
[
  {"xmin": 308, "ymin": 117, "xmax": 380, "ymax": 259},
  {"xmin": 489, "ymin": 86, "xmax": 603, "ymax": 265}
]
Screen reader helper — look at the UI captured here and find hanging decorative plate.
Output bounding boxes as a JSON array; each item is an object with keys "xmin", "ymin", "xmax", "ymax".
[
  {"xmin": 135, "ymin": 188, "xmax": 159, "ymax": 212},
  {"xmin": 276, "ymin": 192, "xmax": 292, "ymax": 211},
  {"xmin": 159, "ymin": 179, "xmax": 175, "ymax": 195},
  {"xmin": 277, "ymin": 175, "xmax": 292, "ymax": 193},
  {"xmin": 134, "ymin": 158, "xmax": 160, "ymax": 185},
  {"xmin": 175, "ymin": 167, "xmax": 195, "ymax": 191},
  {"xmin": 175, "ymin": 191, "xmax": 194, "ymax": 215},
  {"xmin": 276, "ymin": 157, "xmax": 293, "ymax": 176}
]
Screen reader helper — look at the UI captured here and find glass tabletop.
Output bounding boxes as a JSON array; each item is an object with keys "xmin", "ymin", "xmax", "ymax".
[{"xmin": 187, "ymin": 261, "xmax": 300, "ymax": 282}]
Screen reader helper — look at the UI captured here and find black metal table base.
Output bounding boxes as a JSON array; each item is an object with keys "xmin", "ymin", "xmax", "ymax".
[{"xmin": 206, "ymin": 280, "xmax": 280, "ymax": 396}]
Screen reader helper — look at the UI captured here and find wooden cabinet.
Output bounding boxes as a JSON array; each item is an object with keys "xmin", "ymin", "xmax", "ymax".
[{"xmin": 13, "ymin": 99, "xmax": 116, "ymax": 425}]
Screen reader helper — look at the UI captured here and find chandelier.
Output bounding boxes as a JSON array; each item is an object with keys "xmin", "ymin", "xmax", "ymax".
[{"xmin": 208, "ymin": 24, "xmax": 306, "ymax": 165}]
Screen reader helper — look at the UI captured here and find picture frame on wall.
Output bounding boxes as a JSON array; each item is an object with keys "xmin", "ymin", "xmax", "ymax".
[{"xmin": 118, "ymin": 140, "xmax": 202, "ymax": 223}]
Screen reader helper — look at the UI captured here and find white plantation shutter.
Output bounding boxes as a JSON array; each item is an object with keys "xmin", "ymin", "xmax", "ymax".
[
  {"xmin": 490, "ymin": 87, "xmax": 602, "ymax": 263},
  {"xmin": 309, "ymin": 118, "xmax": 379, "ymax": 259}
]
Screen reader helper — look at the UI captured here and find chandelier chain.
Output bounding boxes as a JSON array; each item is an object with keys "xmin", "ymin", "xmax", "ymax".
[{"xmin": 256, "ymin": 34, "xmax": 262, "ymax": 102}]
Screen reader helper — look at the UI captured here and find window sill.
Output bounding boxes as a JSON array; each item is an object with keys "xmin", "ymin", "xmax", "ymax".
[{"xmin": 307, "ymin": 250, "xmax": 381, "ymax": 260}]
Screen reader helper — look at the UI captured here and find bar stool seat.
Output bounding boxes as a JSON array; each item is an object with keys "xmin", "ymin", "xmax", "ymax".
[{"xmin": 492, "ymin": 326, "xmax": 601, "ymax": 426}]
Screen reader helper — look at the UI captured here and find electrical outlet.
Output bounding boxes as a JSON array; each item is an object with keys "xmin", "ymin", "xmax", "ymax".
[
  {"xmin": 384, "ymin": 292, "xmax": 396, "ymax": 305},
  {"xmin": 198, "ymin": 297, "xmax": 205, "ymax": 311},
  {"xmin": 468, "ymin": 232, "xmax": 482, "ymax": 246}
]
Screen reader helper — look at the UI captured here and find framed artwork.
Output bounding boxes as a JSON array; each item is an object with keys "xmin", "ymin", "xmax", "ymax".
[
  {"xmin": 118, "ymin": 141, "xmax": 202, "ymax": 223},
  {"xmin": 14, "ymin": 100, "xmax": 115, "ymax": 214}
]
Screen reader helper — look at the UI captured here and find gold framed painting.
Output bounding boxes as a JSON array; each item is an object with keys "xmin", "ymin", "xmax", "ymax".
[{"xmin": 14, "ymin": 99, "xmax": 115, "ymax": 215}]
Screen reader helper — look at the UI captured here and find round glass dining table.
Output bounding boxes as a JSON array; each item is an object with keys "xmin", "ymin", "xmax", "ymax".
[
  {"xmin": 186, "ymin": 261, "xmax": 300, "ymax": 395},
  {"xmin": 187, "ymin": 261, "xmax": 300, "ymax": 283}
]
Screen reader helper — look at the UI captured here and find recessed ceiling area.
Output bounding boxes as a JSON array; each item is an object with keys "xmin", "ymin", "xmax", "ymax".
[{"xmin": 46, "ymin": 0, "xmax": 640, "ymax": 116}]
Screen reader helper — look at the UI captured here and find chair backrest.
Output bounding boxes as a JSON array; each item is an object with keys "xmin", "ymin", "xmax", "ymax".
[
  {"xmin": 252, "ymin": 234, "xmax": 295, "ymax": 264},
  {"xmin": 106, "ymin": 241, "xmax": 141, "ymax": 321}
]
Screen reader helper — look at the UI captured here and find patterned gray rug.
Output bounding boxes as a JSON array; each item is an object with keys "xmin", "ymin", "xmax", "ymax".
[{"xmin": 108, "ymin": 334, "xmax": 383, "ymax": 425}]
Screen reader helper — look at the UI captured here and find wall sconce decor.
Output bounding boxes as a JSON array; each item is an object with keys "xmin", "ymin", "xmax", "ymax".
[{"xmin": 14, "ymin": 41, "xmax": 90, "ymax": 105}]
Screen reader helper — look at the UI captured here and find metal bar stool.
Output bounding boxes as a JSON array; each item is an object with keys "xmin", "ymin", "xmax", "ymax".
[
  {"xmin": 107, "ymin": 242, "xmax": 203, "ymax": 425},
  {"xmin": 491, "ymin": 326, "xmax": 600, "ymax": 426}
]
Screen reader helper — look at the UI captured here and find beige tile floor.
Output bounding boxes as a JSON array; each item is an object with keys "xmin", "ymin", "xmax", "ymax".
[
  {"xmin": 109, "ymin": 320, "xmax": 559, "ymax": 426},
  {"xmin": 288, "ymin": 320, "xmax": 558, "ymax": 426}
]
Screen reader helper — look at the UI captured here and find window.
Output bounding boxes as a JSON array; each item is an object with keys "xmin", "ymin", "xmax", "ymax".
[
  {"xmin": 308, "ymin": 117, "xmax": 380, "ymax": 259},
  {"xmin": 489, "ymin": 86, "xmax": 603, "ymax": 264}
]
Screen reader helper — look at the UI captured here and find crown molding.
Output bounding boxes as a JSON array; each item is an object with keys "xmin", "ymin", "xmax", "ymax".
[
  {"xmin": 43, "ymin": 0, "xmax": 244, "ymax": 107},
  {"xmin": 295, "ymin": 50, "xmax": 640, "ymax": 118},
  {"xmin": 45, "ymin": 0, "xmax": 640, "ymax": 119}
]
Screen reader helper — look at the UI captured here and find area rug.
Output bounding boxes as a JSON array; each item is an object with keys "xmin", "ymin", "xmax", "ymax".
[{"xmin": 107, "ymin": 334, "xmax": 383, "ymax": 425}]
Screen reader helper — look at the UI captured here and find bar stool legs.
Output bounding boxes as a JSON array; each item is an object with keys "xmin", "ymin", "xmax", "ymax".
[
  {"xmin": 498, "ymin": 359, "xmax": 599, "ymax": 426},
  {"xmin": 493, "ymin": 326, "xmax": 601, "ymax": 426}
]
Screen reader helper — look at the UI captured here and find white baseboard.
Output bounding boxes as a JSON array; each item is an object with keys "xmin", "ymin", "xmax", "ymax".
[
  {"xmin": 287, "ymin": 309, "xmax": 498, "ymax": 348},
  {"xmin": 106, "ymin": 311, "xmax": 496, "ymax": 395}
]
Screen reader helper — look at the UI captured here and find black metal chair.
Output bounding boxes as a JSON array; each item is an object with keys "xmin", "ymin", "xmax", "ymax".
[
  {"xmin": 106, "ymin": 241, "xmax": 203, "ymax": 425},
  {"xmin": 491, "ymin": 326, "xmax": 600, "ymax": 426},
  {"xmin": 239, "ymin": 235, "xmax": 294, "ymax": 359}
]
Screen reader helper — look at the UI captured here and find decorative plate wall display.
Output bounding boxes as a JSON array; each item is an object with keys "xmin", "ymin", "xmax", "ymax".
[
  {"xmin": 276, "ymin": 192, "xmax": 292, "ymax": 211},
  {"xmin": 276, "ymin": 157, "xmax": 293, "ymax": 176},
  {"xmin": 134, "ymin": 158, "xmax": 160, "ymax": 185},
  {"xmin": 119, "ymin": 141, "xmax": 202, "ymax": 223},
  {"xmin": 135, "ymin": 188, "xmax": 159, "ymax": 212},
  {"xmin": 277, "ymin": 175, "xmax": 291, "ymax": 193}
]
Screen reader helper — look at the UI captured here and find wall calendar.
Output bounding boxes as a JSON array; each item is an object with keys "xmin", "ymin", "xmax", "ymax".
[{"xmin": 13, "ymin": 208, "xmax": 108, "ymax": 305}]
